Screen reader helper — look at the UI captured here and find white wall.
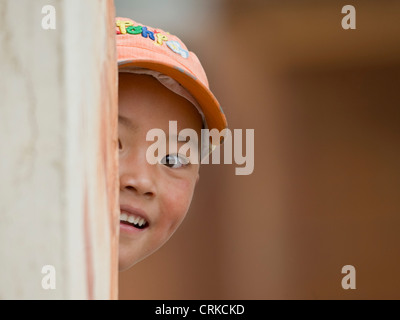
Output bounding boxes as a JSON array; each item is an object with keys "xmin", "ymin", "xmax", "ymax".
[{"xmin": 0, "ymin": 0, "xmax": 119, "ymax": 299}]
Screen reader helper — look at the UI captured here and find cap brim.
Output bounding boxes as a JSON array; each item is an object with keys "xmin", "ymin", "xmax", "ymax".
[{"xmin": 118, "ymin": 59, "xmax": 227, "ymax": 137}]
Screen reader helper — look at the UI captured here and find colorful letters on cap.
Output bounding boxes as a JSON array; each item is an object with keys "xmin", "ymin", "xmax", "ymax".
[
  {"xmin": 166, "ymin": 41, "xmax": 189, "ymax": 59},
  {"xmin": 116, "ymin": 20, "xmax": 189, "ymax": 59}
]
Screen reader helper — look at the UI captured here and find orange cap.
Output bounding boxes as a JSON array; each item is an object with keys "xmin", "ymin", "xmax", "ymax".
[{"xmin": 116, "ymin": 17, "xmax": 227, "ymax": 135}]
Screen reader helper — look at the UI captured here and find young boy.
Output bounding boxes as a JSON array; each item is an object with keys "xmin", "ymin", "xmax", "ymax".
[{"xmin": 116, "ymin": 17, "xmax": 227, "ymax": 271}]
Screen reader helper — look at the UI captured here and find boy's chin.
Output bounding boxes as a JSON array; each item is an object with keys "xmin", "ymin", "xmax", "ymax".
[
  {"xmin": 118, "ymin": 244, "xmax": 152, "ymax": 272},
  {"xmin": 118, "ymin": 245, "xmax": 137, "ymax": 272},
  {"xmin": 119, "ymin": 262, "xmax": 133, "ymax": 272},
  {"xmin": 118, "ymin": 255, "xmax": 139, "ymax": 272}
]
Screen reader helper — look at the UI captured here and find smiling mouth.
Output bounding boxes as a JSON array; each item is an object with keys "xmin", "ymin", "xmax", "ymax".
[{"xmin": 120, "ymin": 212, "xmax": 149, "ymax": 230}]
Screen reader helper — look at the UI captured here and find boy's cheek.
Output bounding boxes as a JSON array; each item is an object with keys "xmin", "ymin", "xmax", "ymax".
[
  {"xmin": 160, "ymin": 178, "xmax": 196, "ymax": 223},
  {"xmin": 162, "ymin": 190, "xmax": 192, "ymax": 218}
]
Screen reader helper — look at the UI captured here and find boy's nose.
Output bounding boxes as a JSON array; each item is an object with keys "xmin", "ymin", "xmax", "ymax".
[{"xmin": 119, "ymin": 157, "xmax": 156, "ymax": 198}]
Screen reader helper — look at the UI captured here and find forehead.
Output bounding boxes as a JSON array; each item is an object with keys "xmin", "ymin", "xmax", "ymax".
[{"xmin": 118, "ymin": 73, "xmax": 202, "ymax": 132}]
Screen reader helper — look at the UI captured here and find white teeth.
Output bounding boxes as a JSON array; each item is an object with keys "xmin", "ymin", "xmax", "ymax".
[{"xmin": 120, "ymin": 212, "xmax": 147, "ymax": 227}]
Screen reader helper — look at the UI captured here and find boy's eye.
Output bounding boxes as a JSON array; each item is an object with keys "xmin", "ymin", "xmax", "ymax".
[{"xmin": 160, "ymin": 154, "xmax": 190, "ymax": 169}]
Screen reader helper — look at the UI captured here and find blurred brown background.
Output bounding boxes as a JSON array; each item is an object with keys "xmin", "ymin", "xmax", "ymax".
[{"xmin": 116, "ymin": 0, "xmax": 400, "ymax": 299}]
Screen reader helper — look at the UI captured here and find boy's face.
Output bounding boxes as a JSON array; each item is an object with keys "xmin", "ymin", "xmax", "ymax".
[{"xmin": 118, "ymin": 73, "xmax": 202, "ymax": 271}]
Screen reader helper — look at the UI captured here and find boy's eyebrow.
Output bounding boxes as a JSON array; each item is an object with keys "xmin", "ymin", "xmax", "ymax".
[
  {"xmin": 169, "ymin": 134, "xmax": 199, "ymax": 147},
  {"xmin": 119, "ymin": 116, "xmax": 199, "ymax": 147},
  {"xmin": 118, "ymin": 115, "xmax": 138, "ymax": 132},
  {"xmin": 172, "ymin": 135, "xmax": 190, "ymax": 143}
]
